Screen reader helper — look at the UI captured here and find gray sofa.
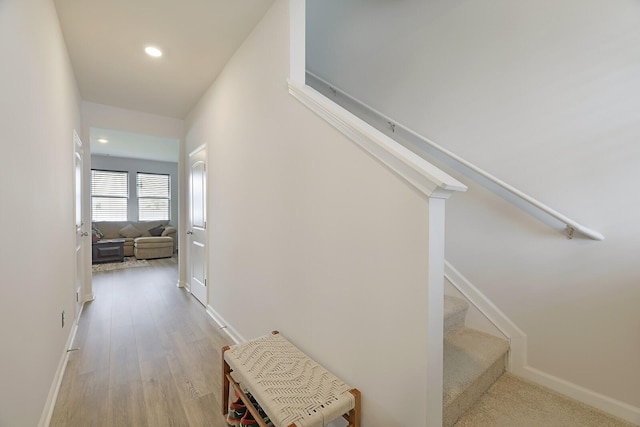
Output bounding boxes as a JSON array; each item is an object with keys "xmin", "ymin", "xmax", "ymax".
[{"xmin": 92, "ymin": 220, "xmax": 176, "ymax": 258}]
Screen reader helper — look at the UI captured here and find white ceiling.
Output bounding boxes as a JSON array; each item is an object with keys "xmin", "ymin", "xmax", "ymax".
[
  {"xmin": 54, "ymin": 0, "xmax": 274, "ymax": 119},
  {"xmin": 90, "ymin": 128, "xmax": 179, "ymax": 163}
]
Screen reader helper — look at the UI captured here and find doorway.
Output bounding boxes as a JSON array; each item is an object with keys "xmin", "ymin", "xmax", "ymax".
[{"xmin": 88, "ymin": 127, "xmax": 180, "ymax": 274}]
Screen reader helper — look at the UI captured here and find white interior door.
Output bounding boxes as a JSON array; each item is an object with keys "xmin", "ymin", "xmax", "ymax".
[
  {"xmin": 188, "ymin": 146, "xmax": 207, "ymax": 305},
  {"xmin": 74, "ymin": 131, "xmax": 85, "ymax": 319}
]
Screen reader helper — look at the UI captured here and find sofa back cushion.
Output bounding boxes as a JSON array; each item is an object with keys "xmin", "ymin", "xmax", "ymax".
[{"xmin": 93, "ymin": 220, "xmax": 170, "ymax": 239}]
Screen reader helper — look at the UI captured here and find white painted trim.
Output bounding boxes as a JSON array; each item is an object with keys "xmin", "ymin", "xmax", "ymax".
[
  {"xmin": 288, "ymin": 0, "xmax": 305, "ymax": 84},
  {"xmin": 426, "ymin": 198, "xmax": 446, "ymax": 426},
  {"xmin": 75, "ymin": 299, "xmax": 86, "ymax": 325},
  {"xmin": 176, "ymin": 279, "xmax": 187, "ymax": 289},
  {"xmin": 188, "ymin": 143, "xmax": 206, "ymax": 158},
  {"xmin": 206, "ymin": 305, "xmax": 245, "ymax": 344},
  {"xmin": 519, "ymin": 367, "xmax": 640, "ymax": 426},
  {"xmin": 287, "ymin": 80, "xmax": 466, "ymax": 199},
  {"xmin": 39, "ymin": 320, "xmax": 79, "ymax": 427},
  {"xmin": 444, "ymin": 261, "xmax": 527, "ymax": 372},
  {"xmin": 73, "ymin": 130, "xmax": 82, "ymax": 148}
]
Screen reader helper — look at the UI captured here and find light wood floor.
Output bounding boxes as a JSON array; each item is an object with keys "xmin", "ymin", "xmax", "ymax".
[{"xmin": 50, "ymin": 258, "xmax": 234, "ymax": 427}]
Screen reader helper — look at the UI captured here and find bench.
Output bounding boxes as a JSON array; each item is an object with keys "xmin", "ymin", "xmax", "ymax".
[{"xmin": 222, "ymin": 331, "xmax": 361, "ymax": 427}]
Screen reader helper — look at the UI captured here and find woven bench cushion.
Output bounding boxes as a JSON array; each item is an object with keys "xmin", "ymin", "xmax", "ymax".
[{"xmin": 225, "ymin": 333, "xmax": 355, "ymax": 427}]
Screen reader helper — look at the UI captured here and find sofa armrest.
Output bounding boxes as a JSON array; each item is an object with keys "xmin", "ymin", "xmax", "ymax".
[{"xmin": 162, "ymin": 226, "xmax": 176, "ymax": 237}]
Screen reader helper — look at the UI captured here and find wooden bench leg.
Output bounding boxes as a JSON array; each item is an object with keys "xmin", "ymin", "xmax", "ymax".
[
  {"xmin": 222, "ymin": 346, "xmax": 231, "ymax": 416},
  {"xmin": 348, "ymin": 389, "xmax": 361, "ymax": 427},
  {"xmin": 226, "ymin": 373, "xmax": 271, "ymax": 427}
]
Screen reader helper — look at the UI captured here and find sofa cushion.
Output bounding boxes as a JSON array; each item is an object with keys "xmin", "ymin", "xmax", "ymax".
[
  {"xmin": 161, "ymin": 226, "xmax": 176, "ymax": 236},
  {"xmin": 119, "ymin": 224, "xmax": 143, "ymax": 238},
  {"xmin": 134, "ymin": 236, "xmax": 173, "ymax": 249},
  {"xmin": 93, "ymin": 221, "xmax": 173, "ymax": 239},
  {"xmin": 148, "ymin": 225, "xmax": 165, "ymax": 236}
]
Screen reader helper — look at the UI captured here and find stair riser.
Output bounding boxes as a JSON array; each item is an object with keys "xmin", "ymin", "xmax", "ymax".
[
  {"xmin": 444, "ymin": 309, "xmax": 467, "ymax": 335},
  {"xmin": 443, "ymin": 353, "xmax": 507, "ymax": 427},
  {"xmin": 444, "ymin": 296, "xmax": 469, "ymax": 335}
]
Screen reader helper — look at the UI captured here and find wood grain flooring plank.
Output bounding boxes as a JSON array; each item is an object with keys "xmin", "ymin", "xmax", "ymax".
[
  {"xmin": 183, "ymin": 392, "xmax": 229, "ymax": 427},
  {"xmin": 51, "ymin": 258, "xmax": 237, "ymax": 427},
  {"xmin": 165, "ymin": 334, "xmax": 218, "ymax": 404},
  {"xmin": 109, "ymin": 323, "xmax": 141, "ymax": 386},
  {"xmin": 108, "ymin": 380, "xmax": 148, "ymax": 427},
  {"xmin": 140, "ymin": 355, "xmax": 191, "ymax": 427},
  {"xmin": 76, "ymin": 315, "xmax": 111, "ymax": 375},
  {"xmin": 51, "ymin": 368, "xmax": 110, "ymax": 427},
  {"xmin": 132, "ymin": 310, "xmax": 167, "ymax": 364}
]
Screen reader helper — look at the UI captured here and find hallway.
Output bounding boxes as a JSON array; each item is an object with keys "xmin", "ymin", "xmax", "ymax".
[{"xmin": 50, "ymin": 259, "xmax": 233, "ymax": 426}]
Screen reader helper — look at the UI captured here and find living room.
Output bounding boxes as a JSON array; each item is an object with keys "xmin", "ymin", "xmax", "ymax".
[{"xmin": 89, "ymin": 127, "xmax": 179, "ymax": 270}]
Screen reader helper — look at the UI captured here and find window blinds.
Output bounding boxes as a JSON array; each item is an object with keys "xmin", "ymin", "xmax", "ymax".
[
  {"xmin": 91, "ymin": 170, "xmax": 128, "ymax": 221},
  {"xmin": 137, "ymin": 173, "xmax": 170, "ymax": 221}
]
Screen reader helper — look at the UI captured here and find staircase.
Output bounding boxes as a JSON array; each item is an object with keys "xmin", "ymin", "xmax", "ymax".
[{"xmin": 443, "ymin": 295, "xmax": 509, "ymax": 426}]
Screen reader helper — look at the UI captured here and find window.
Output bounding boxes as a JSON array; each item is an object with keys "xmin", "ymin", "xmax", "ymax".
[
  {"xmin": 137, "ymin": 172, "xmax": 170, "ymax": 221},
  {"xmin": 91, "ymin": 170, "xmax": 128, "ymax": 221}
]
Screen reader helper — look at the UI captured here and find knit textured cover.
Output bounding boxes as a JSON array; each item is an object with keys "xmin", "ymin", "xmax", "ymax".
[{"xmin": 225, "ymin": 333, "xmax": 355, "ymax": 427}]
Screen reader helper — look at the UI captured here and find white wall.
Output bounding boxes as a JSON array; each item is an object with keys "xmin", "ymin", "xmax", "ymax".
[
  {"xmin": 307, "ymin": 0, "xmax": 640, "ymax": 414},
  {"xmin": 81, "ymin": 102, "xmax": 185, "ymax": 142},
  {"xmin": 185, "ymin": 1, "xmax": 447, "ymax": 425},
  {"xmin": 0, "ymin": 0, "xmax": 81, "ymax": 425},
  {"xmin": 91, "ymin": 155, "xmax": 179, "ymax": 227}
]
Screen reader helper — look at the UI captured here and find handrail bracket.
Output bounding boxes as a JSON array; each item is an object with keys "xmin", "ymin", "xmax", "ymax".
[{"xmin": 565, "ymin": 225, "xmax": 575, "ymax": 240}]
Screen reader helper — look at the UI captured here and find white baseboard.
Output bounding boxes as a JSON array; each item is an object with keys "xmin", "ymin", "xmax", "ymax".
[
  {"xmin": 445, "ymin": 260, "xmax": 640, "ymax": 426},
  {"xmin": 183, "ymin": 281, "xmax": 191, "ymax": 293},
  {"xmin": 38, "ymin": 319, "xmax": 80, "ymax": 427},
  {"xmin": 519, "ymin": 366, "xmax": 640, "ymax": 426},
  {"xmin": 176, "ymin": 279, "xmax": 187, "ymax": 289},
  {"xmin": 205, "ymin": 305, "xmax": 244, "ymax": 344}
]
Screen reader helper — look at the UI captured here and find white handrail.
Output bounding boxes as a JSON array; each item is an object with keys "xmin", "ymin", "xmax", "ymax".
[{"xmin": 307, "ymin": 72, "xmax": 604, "ymax": 241}]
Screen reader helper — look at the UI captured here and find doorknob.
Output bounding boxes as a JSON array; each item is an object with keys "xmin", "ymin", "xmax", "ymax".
[
  {"xmin": 80, "ymin": 231, "xmax": 88, "ymax": 237},
  {"xmin": 186, "ymin": 230, "xmax": 193, "ymax": 235}
]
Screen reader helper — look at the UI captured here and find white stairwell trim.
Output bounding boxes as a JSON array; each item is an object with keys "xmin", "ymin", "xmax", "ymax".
[
  {"xmin": 519, "ymin": 366, "xmax": 640, "ymax": 426},
  {"xmin": 445, "ymin": 261, "xmax": 640, "ymax": 425},
  {"xmin": 288, "ymin": 80, "xmax": 467, "ymax": 200},
  {"xmin": 444, "ymin": 261, "xmax": 527, "ymax": 372}
]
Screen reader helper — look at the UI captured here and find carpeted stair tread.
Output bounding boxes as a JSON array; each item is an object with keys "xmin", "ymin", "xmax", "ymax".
[
  {"xmin": 453, "ymin": 374, "xmax": 635, "ymax": 427},
  {"xmin": 444, "ymin": 295, "xmax": 469, "ymax": 335},
  {"xmin": 443, "ymin": 328, "xmax": 510, "ymax": 427}
]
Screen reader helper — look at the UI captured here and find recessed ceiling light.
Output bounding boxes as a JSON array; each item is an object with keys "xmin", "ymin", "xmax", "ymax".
[
  {"xmin": 97, "ymin": 138, "xmax": 109, "ymax": 144},
  {"xmin": 145, "ymin": 46, "xmax": 162, "ymax": 58}
]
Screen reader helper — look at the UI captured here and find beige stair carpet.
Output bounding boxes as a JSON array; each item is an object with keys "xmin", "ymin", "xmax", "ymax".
[{"xmin": 454, "ymin": 374, "xmax": 635, "ymax": 427}]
